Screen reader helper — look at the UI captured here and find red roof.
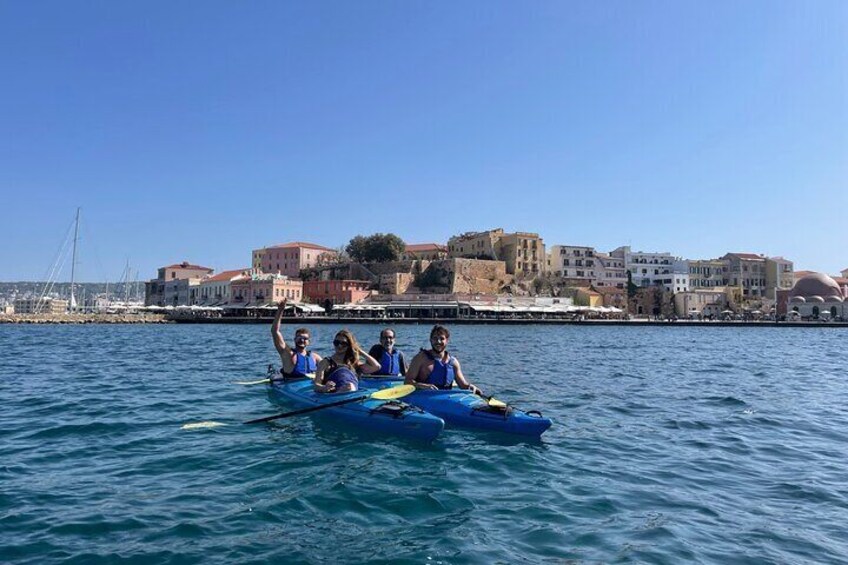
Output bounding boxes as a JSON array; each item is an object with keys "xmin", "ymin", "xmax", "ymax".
[
  {"xmin": 162, "ymin": 261, "xmax": 213, "ymax": 271},
  {"xmin": 205, "ymin": 269, "xmax": 250, "ymax": 282},
  {"xmin": 266, "ymin": 241, "xmax": 335, "ymax": 252},
  {"xmin": 405, "ymin": 243, "xmax": 447, "ymax": 252}
]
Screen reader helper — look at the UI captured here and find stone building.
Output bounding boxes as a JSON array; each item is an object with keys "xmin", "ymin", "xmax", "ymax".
[
  {"xmin": 402, "ymin": 243, "xmax": 448, "ymax": 261},
  {"xmin": 764, "ymin": 257, "xmax": 794, "ymax": 299},
  {"xmin": 145, "ymin": 261, "xmax": 214, "ymax": 306},
  {"xmin": 720, "ymin": 253, "xmax": 767, "ymax": 300},
  {"xmin": 448, "ymin": 228, "xmax": 544, "ymax": 276},
  {"xmin": 673, "ymin": 289, "xmax": 728, "ymax": 318},
  {"xmin": 252, "ymin": 241, "xmax": 337, "ymax": 278}
]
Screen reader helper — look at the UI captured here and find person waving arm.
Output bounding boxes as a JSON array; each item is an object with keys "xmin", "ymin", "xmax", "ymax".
[{"xmin": 271, "ymin": 300, "xmax": 296, "ymax": 375}]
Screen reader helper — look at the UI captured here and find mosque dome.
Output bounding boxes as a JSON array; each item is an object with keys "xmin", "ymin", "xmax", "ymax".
[
  {"xmin": 789, "ymin": 296, "xmax": 806, "ymax": 303},
  {"xmin": 808, "ymin": 295, "xmax": 825, "ymax": 303},
  {"xmin": 789, "ymin": 273, "xmax": 843, "ymax": 300}
]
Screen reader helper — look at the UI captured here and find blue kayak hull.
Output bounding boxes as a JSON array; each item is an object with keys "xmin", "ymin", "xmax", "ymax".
[
  {"xmin": 360, "ymin": 377, "xmax": 552, "ymax": 437},
  {"xmin": 269, "ymin": 380, "xmax": 444, "ymax": 442}
]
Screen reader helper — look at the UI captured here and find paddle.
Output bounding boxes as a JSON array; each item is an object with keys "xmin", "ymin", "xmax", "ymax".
[
  {"xmin": 242, "ymin": 384, "xmax": 416, "ymax": 425},
  {"xmin": 233, "ymin": 373, "xmax": 315, "ymax": 386}
]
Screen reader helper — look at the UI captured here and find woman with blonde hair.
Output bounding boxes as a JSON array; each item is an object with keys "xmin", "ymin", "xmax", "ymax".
[{"xmin": 314, "ymin": 329, "xmax": 381, "ymax": 393}]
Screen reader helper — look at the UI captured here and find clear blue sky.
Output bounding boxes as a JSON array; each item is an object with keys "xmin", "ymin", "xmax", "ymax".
[{"xmin": 1, "ymin": 1, "xmax": 845, "ymax": 281}]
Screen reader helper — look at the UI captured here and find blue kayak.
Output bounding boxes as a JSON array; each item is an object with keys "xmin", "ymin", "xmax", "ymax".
[
  {"xmin": 268, "ymin": 379, "xmax": 445, "ymax": 442},
  {"xmin": 360, "ymin": 377, "xmax": 552, "ymax": 437}
]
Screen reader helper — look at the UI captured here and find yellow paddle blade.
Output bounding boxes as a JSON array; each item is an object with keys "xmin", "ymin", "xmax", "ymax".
[
  {"xmin": 487, "ymin": 397, "xmax": 507, "ymax": 408},
  {"xmin": 233, "ymin": 373, "xmax": 316, "ymax": 385},
  {"xmin": 181, "ymin": 421, "xmax": 228, "ymax": 430},
  {"xmin": 370, "ymin": 384, "xmax": 415, "ymax": 400}
]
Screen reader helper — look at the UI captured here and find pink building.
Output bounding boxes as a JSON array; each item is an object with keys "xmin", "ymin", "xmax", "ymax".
[
  {"xmin": 303, "ymin": 280, "xmax": 371, "ymax": 307},
  {"xmin": 231, "ymin": 273, "xmax": 304, "ymax": 305},
  {"xmin": 252, "ymin": 242, "xmax": 337, "ymax": 278}
]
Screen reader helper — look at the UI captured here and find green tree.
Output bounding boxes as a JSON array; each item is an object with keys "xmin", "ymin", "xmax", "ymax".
[
  {"xmin": 626, "ymin": 270, "xmax": 638, "ymax": 299},
  {"xmin": 346, "ymin": 233, "xmax": 406, "ymax": 263}
]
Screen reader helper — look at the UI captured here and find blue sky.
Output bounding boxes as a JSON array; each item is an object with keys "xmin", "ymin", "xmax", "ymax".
[{"xmin": 1, "ymin": 1, "xmax": 845, "ymax": 281}]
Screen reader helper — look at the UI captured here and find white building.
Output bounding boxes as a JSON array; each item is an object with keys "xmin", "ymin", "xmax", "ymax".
[
  {"xmin": 198, "ymin": 269, "xmax": 249, "ymax": 305},
  {"xmin": 612, "ymin": 246, "xmax": 689, "ymax": 293},
  {"xmin": 547, "ymin": 245, "xmax": 598, "ymax": 284}
]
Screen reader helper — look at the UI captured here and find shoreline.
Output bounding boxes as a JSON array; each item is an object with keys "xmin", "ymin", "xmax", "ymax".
[{"xmin": 3, "ymin": 313, "xmax": 845, "ymax": 328}]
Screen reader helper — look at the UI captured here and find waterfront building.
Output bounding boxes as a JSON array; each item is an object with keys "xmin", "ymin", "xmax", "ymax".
[
  {"xmin": 402, "ymin": 243, "xmax": 448, "ymax": 261},
  {"xmin": 145, "ymin": 261, "xmax": 214, "ymax": 306},
  {"xmin": 591, "ymin": 285, "xmax": 627, "ymax": 309},
  {"xmin": 547, "ymin": 245, "xmax": 596, "ymax": 285},
  {"xmin": 13, "ymin": 297, "xmax": 70, "ymax": 314},
  {"xmin": 448, "ymin": 228, "xmax": 544, "ymax": 276},
  {"xmin": 594, "ymin": 252, "xmax": 627, "ymax": 289},
  {"xmin": 689, "ymin": 259, "xmax": 726, "ymax": 289},
  {"xmin": 231, "ymin": 273, "xmax": 304, "ymax": 306},
  {"xmin": 720, "ymin": 253, "xmax": 767, "ymax": 299},
  {"xmin": 673, "ymin": 289, "xmax": 728, "ymax": 318},
  {"xmin": 163, "ymin": 278, "xmax": 202, "ymax": 306},
  {"xmin": 252, "ymin": 242, "xmax": 337, "ymax": 278},
  {"xmin": 613, "ymin": 246, "xmax": 689, "ymax": 293},
  {"xmin": 574, "ymin": 287, "xmax": 602, "ymax": 308},
  {"xmin": 764, "ymin": 257, "xmax": 794, "ymax": 299},
  {"xmin": 303, "ymin": 279, "xmax": 371, "ymax": 308},
  {"xmin": 786, "ymin": 272, "xmax": 845, "ymax": 320},
  {"xmin": 842, "ymin": 268, "xmax": 848, "ymax": 279},
  {"xmin": 447, "ymin": 229, "xmax": 503, "ymax": 260},
  {"xmin": 198, "ymin": 269, "xmax": 250, "ymax": 305}
]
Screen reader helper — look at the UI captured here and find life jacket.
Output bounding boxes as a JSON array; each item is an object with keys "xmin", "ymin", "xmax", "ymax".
[
  {"xmin": 377, "ymin": 348, "xmax": 403, "ymax": 376},
  {"xmin": 325, "ymin": 359, "xmax": 359, "ymax": 391},
  {"xmin": 423, "ymin": 349, "xmax": 455, "ymax": 390},
  {"xmin": 287, "ymin": 350, "xmax": 316, "ymax": 378}
]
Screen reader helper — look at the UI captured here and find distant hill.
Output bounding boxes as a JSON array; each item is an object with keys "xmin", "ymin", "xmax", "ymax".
[{"xmin": 0, "ymin": 281, "xmax": 143, "ymax": 303}]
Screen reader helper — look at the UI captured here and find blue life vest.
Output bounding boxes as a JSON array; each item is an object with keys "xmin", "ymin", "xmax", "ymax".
[
  {"xmin": 290, "ymin": 351, "xmax": 317, "ymax": 377},
  {"xmin": 378, "ymin": 348, "xmax": 403, "ymax": 376},
  {"xmin": 326, "ymin": 360, "xmax": 359, "ymax": 391},
  {"xmin": 424, "ymin": 351, "xmax": 455, "ymax": 390}
]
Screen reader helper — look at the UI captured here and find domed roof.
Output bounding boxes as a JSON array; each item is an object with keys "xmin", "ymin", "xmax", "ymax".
[
  {"xmin": 789, "ymin": 296, "xmax": 806, "ymax": 303},
  {"xmin": 808, "ymin": 295, "xmax": 825, "ymax": 303},
  {"xmin": 789, "ymin": 272, "xmax": 843, "ymax": 299}
]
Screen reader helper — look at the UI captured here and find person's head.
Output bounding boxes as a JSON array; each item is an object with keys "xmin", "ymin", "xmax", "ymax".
[
  {"xmin": 293, "ymin": 328, "xmax": 310, "ymax": 351},
  {"xmin": 380, "ymin": 328, "xmax": 396, "ymax": 350},
  {"xmin": 333, "ymin": 329, "xmax": 360, "ymax": 367},
  {"xmin": 429, "ymin": 325, "xmax": 450, "ymax": 353}
]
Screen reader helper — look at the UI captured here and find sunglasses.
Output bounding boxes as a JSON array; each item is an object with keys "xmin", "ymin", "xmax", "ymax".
[
  {"xmin": 295, "ymin": 336, "xmax": 310, "ymax": 341},
  {"xmin": 333, "ymin": 339, "xmax": 350, "ymax": 347}
]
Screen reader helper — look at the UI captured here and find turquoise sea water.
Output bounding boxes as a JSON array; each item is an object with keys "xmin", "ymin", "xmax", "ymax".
[{"xmin": 2, "ymin": 323, "xmax": 847, "ymax": 564}]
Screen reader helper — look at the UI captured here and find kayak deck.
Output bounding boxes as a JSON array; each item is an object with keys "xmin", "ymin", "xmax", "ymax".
[
  {"xmin": 359, "ymin": 377, "xmax": 552, "ymax": 437},
  {"xmin": 269, "ymin": 379, "xmax": 444, "ymax": 442}
]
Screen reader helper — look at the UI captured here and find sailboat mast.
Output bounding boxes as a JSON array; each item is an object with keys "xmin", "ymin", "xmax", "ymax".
[{"xmin": 69, "ymin": 207, "xmax": 81, "ymax": 312}]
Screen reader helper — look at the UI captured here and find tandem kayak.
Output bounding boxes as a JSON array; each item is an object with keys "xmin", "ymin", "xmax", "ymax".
[
  {"xmin": 268, "ymin": 379, "xmax": 445, "ymax": 442},
  {"xmin": 359, "ymin": 377, "xmax": 552, "ymax": 437}
]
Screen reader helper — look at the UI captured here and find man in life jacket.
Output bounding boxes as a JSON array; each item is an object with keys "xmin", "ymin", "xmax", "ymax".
[
  {"xmin": 367, "ymin": 328, "xmax": 408, "ymax": 377},
  {"xmin": 271, "ymin": 299, "xmax": 322, "ymax": 379},
  {"xmin": 405, "ymin": 324, "xmax": 482, "ymax": 394}
]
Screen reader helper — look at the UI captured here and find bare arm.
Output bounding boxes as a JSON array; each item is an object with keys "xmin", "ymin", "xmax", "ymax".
[
  {"xmin": 313, "ymin": 358, "xmax": 335, "ymax": 392},
  {"xmin": 453, "ymin": 359, "xmax": 481, "ymax": 394},
  {"xmin": 271, "ymin": 301, "xmax": 295, "ymax": 373},
  {"xmin": 405, "ymin": 352, "xmax": 437, "ymax": 390},
  {"xmin": 357, "ymin": 348, "xmax": 382, "ymax": 374}
]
